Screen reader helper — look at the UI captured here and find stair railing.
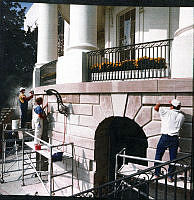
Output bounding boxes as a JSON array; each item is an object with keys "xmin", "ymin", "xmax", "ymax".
[{"xmin": 71, "ymin": 154, "xmax": 191, "ymax": 200}]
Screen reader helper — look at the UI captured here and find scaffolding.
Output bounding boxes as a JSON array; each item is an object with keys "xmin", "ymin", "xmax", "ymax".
[
  {"xmin": 21, "ymin": 130, "xmax": 74, "ymax": 196},
  {"xmin": 114, "ymin": 148, "xmax": 191, "ymax": 190},
  {"xmin": 0, "ymin": 124, "xmax": 33, "ymax": 184}
]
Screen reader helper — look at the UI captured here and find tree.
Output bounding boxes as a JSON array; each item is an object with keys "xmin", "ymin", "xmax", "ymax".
[{"xmin": 0, "ymin": 0, "xmax": 37, "ymax": 108}]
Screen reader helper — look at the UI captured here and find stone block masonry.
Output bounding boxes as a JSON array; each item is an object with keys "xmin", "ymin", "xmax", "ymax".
[{"xmin": 34, "ymin": 79, "xmax": 193, "ymax": 191}]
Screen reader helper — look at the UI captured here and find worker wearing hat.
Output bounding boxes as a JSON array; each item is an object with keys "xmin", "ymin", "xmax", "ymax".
[
  {"xmin": 154, "ymin": 99, "xmax": 185, "ymax": 182},
  {"xmin": 19, "ymin": 87, "xmax": 34, "ymax": 128}
]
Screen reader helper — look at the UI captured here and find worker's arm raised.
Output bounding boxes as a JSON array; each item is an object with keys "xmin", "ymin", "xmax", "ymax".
[
  {"xmin": 26, "ymin": 94, "xmax": 33, "ymax": 101},
  {"xmin": 43, "ymin": 103, "xmax": 48, "ymax": 110},
  {"xmin": 154, "ymin": 103, "xmax": 160, "ymax": 112}
]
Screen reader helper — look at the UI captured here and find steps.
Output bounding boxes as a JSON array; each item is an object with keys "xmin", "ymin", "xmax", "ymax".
[
  {"xmin": 0, "ymin": 108, "xmax": 16, "ymax": 124},
  {"xmin": 118, "ymin": 163, "xmax": 191, "ymax": 189},
  {"xmin": 117, "ymin": 163, "xmax": 191, "ymax": 200}
]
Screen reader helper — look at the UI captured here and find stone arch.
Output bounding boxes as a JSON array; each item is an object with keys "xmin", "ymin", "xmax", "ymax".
[{"xmin": 94, "ymin": 116, "xmax": 148, "ymax": 186}]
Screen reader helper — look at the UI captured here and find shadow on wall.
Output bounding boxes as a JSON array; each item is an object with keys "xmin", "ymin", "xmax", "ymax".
[
  {"xmin": 47, "ymin": 111, "xmax": 55, "ymax": 137},
  {"xmin": 80, "ymin": 150, "xmax": 91, "ymax": 192},
  {"xmin": 178, "ymin": 112, "xmax": 192, "ymax": 154}
]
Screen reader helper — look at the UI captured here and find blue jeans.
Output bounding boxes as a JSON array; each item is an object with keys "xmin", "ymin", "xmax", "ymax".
[
  {"xmin": 20, "ymin": 108, "xmax": 27, "ymax": 128},
  {"xmin": 20, "ymin": 101, "xmax": 28, "ymax": 128},
  {"xmin": 154, "ymin": 134, "xmax": 179, "ymax": 178}
]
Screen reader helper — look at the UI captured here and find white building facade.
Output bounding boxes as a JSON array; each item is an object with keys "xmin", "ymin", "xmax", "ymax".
[
  {"xmin": 24, "ymin": 5, "xmax": 194, "ymax": 86},
  {"xmin": 24, "ymin": 5, "xmax": 193, "ymax": 196}
]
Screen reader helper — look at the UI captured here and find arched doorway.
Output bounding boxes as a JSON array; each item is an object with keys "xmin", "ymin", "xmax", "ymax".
[{"xmin": 94, "ymin": 116, "xmax": 148, "ymax": 186}]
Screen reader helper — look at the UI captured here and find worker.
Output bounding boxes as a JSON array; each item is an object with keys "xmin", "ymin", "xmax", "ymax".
[
  {"xmin": 154, "ymin": 99, "xmax": 185, "ymax": 182},
  {"xmin": 19, "ymin": 87, "xmax": 34, "ymax": 128},
  {"xmin": 33, "ymin": 97, "xmax": 48, "ymax": 150}
]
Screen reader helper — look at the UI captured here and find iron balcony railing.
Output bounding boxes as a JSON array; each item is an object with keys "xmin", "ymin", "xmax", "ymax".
[
  {"xmin": 58, "ymin": 33, "xmax": 64, "ymax": 57},
  {"xmin": 40, "ymin": 60, "xmax": 57, "ymax": 86},
  {"xmin": 71, "ymin": 154, "xmax": 191, "ymax": 200},
  {"xmin": 87, "ymin": 39, "xmax": 173, "ymax": 81}
]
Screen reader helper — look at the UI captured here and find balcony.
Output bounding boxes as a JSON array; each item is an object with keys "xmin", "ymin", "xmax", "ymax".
[
  {"xmin": 87, "ymin": 39, "xmax": 172, "ymax": 81},
  {"xmin": 40, "ymin": 60, "xmax": 57, "ymax": 86},
  {"xmin": 40, "ymin": 39, "xmax": 172, "ymax": 86}
]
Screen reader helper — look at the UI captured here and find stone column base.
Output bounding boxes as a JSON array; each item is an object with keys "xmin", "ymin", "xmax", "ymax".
[{"xmin": 56, "ymin": 49, "xmax": 88, "ymax": 84}]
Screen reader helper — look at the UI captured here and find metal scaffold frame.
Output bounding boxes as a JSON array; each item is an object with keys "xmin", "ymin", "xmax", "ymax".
[
  {"xmin": 21, "ymin": 130, "xmax": 74, "ymax": 196},
  {"xmin": 0, "ymin": 124, "xmax": 33, "ymax": 184}
]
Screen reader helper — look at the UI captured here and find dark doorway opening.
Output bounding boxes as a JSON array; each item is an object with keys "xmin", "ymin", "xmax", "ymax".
[{"xmin": 95, "ymin": 116, "xmax": 148, "ymax": 186}]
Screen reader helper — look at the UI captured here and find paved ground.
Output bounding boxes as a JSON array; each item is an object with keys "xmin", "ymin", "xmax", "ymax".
[
  {"xmin": 0, "ymin": 146, "xmax": 48, "ymax": 196},
  {"xmin": 0, "ymin": 146, "xmax": 75, "ymax": 197}
]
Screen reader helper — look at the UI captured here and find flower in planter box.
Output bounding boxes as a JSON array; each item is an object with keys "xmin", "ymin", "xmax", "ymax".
[
  {"xmin": 89, "ymin": 63, "xmax": 97, "ymax": 73},
  {"xmin": 121, "ymin": 59, "xmax": 137, "ymax": 70},
  {"xmin": 113, "ymin": 61, "xmax": 122, "ymax": 71},
  {"xmin": 90, "ymin": 63, "xmax": 102, "ymax": 73},
  {"xmin": 137, "ymin": 56, "xmax": 151, "ymax": 69},
  {"xmin": 137, "ymin": 57, "xmax": 166, "ymax": 69},
  {"xmin": 89, "ymin": 56, "xmax": 167, "ymax": 74},
  {"xmin": 154, "ymin": 57, "xmax": 166, "ymax": 69},
  {"xmin": 103, "ymin": 62, "xmax": 112, "ymax": 72}
]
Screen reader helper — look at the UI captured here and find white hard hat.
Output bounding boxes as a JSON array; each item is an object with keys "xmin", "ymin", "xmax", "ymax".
[
  {"xmin": 171, "ymin": 99, "xmax": 181, "ymax": 107},
  {"xmin": 19, "ymin": 87, "xmax": 25, "ymax": 92}
]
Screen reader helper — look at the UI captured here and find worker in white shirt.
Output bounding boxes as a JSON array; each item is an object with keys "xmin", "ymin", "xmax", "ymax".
[
  {"xmin": 154, "ymin": 99, "xmax": 185, "ymax": 182},
  {"xmin": 33, "ymin": 97, "xmax": 48, "ymax": 150}
]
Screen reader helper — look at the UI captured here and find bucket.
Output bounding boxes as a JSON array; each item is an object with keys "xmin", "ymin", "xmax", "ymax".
[
  {"xmin": 35, "ymin": 144, "xmax": 41, "ymax": 150},
  {"xmin": 12, "ymin": 120, "xmax": 19, "ymax": 130}
]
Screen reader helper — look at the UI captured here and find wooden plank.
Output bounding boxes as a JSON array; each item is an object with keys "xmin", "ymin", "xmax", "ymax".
[{"xmin": 25, "ymin": 142, "xmax": 72, "ymax": 160}]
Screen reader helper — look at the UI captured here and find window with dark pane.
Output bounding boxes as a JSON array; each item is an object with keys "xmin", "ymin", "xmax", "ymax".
[
  {"xmin": 119, "ymin": 9, "xmax": 135, "ymax": 47},
  {"xmin": 119, "ymin": 9, "xmax": 136, "ymax": 60}
]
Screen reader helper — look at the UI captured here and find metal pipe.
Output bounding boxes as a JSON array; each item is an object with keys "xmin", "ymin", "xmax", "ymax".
[
  {"xmin": 155, "ymin": 179, "xmax": 158, "ymax": 200},
  {"xmin": 51, "ymin": 142, "xmax": 73, "ymax": 148},
  {"xmin": 25, "ymin": 153, "xmax": 49, "ymax": 194},
  {"xmin": 52, "ymin": 170, "xmax": 72, "ymax": 178},
  {"xmin": 123, "ymin": 148, "xmax": 126, "ymax": 166},
  {"xmin": 174, "ymin": 173, "xmax": 177, "ymax": 200},
  {"xmin": 48, "ymin": 146, "xmax": 53, "ymax": 196},
  {"xmin": 184, "ymin": 169, "xmax": 187, "ymax": 200},
  {"xmin": 1, "ymin": 128, "xmax": 5, "ymax": 183},
  {"xmin": 25, "ymin": 131, "xmax": 52, "ymax": 147},
  {"xmin": 164, "ymin": 176, "xmax": 167, "ymax": 200},
  {"xmin": 22, "ymin": 131, "xmax": 25, "ymax": 186},
  {"xmin": 71, "ymin": 143, "xmax": 73, "ymax": 195},
  {"xmin": 52, "ymin": 184, "xmax": 72, "ymax": 193},
  {"xmin": 24, "ymin": 160, "xmax": 47, "ymax": 166},
  {"xmin": 114, "ymin": 154, "xmax": 118, "ymax": 181},
  {"xmin": 116, "ymin": 153, "xmax": 189, "ymax": 167}
]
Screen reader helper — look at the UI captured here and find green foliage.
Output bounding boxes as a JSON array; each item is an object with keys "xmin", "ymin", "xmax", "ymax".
[{"xmin": 0, "ymin": 0, "xmax": 37, "ymax": 107}]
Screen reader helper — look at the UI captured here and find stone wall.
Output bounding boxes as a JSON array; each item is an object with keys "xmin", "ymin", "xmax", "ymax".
[{"xmin": 34, "ymin": 79, "xmax": 193, "ymax": 192}]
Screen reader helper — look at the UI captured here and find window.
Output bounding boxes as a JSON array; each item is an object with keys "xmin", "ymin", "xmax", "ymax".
[{"xmin": 119, "ymin": 9, "xmax": 136, "ymax": 46}]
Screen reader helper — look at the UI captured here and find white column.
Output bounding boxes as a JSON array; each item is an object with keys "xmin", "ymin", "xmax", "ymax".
[
  {"xmin": 105, "ymin": 7, "xmax": 111, "ymax": 49},
  {"xmin": 171, "ymin": 7, "xmax": 194, "ymax": 78},
  {"xmin": 69, "ymin": 5, "xmax": 97, "ymax": 50},
  {"xmin": 56, "ymin": 5, "xmax": 97, "ymax": 84},
  {"xmin": 37, "ymin": 3, "xmax": 58, "ymax": 63},
  {"xmin": 33, "ymin": 4, "xmax": 58, "ymax": 87},
  {"xmin": 63, "ymin": 20, "xmax": 70, "ymax": 51}
]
